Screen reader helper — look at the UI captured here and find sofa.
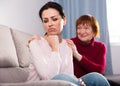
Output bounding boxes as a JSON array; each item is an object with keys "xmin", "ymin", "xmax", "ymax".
[
  {"xmin": 0, "ymin": 24, "xmax": 76, "ymax": 86},
  {"xmin": 0, "ymin": 24, "xmax": 120, "ymax": 86}
]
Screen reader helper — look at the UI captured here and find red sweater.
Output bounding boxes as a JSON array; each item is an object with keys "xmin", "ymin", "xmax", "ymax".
[{"xmin": 71, "ymin": 37, "xmax": 106, "ymax": 78}]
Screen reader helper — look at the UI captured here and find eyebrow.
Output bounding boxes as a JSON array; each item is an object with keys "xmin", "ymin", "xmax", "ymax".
[{"xmin": 42, "ymin": 15, "xmax": 60, "ymax": 19}]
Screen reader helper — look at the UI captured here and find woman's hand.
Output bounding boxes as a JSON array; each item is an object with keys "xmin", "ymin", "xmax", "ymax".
[
  {"xmin": 27, "ymin": 35, "xmax": 40, "ymax": 47},
  {"xmin": 45, "ymin": 35, "xmax": 59, "ymax": 52},
  {"xmin": 66, "ymin": 39, "xmax": 82, "ymax": 61}
]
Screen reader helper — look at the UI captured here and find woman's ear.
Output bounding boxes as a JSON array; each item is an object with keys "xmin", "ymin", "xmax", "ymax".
[
  {"xmin": 63, "ymin": 17, "xmax": 67, "ymax": 25},
  {"xmin": 93, "ymin": 33, "xmax": 96, "ymax": 38}
]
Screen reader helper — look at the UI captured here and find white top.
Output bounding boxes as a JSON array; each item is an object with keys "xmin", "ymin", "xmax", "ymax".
[{"xmin": 27, "ymin": 37, "xmax": 73, "ymax": 81}]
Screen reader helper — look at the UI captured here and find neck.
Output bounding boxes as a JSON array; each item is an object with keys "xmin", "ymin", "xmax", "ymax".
[
  {"xmin": 59, "ymin": 36, "xmax": 62, "ymax": 43},
  {"xmin": 44, "ymin": 34, "xmax": 62, "ymax": 43}
]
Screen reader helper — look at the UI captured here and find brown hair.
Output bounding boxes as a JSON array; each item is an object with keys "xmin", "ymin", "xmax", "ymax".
[{"xmin": 76, "ymin": 14, "xmax": 100, "ymax": 38}]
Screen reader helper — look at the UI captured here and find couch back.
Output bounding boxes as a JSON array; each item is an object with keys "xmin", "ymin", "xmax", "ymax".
[
  {"xmin": 0, "ymin": 24, "xmax": 32, "ymax": 68},
  {"xmin": 0, "ymin": 24, "xmax": 32, "ymax": 83}
]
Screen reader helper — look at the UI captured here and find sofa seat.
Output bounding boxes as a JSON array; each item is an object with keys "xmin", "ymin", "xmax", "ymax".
[
  {"xmin": 0, "ymin": 80, "xmax": 77, "ymax": 86},
  {"xmin": 0, "ymin": 68, "xmax": 28, "ymax": 83}
]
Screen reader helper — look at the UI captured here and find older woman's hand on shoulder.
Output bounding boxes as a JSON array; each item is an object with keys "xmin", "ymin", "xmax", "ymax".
[
  {"xmin": 27, "ymin": 35, "xmax": 41, "ymax": 47},
  {"xmin": 66, "ymin": 39, "xmax": 82, "ymax": 61}
]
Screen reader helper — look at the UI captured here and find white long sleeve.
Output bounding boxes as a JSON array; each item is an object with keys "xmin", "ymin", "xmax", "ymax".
[{"xmin": 27, "ymin": 37, "xmax": 73, "ymax": 81}]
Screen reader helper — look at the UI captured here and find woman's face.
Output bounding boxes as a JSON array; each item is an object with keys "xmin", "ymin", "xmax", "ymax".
[
  {"xmin": 41, "ymin": 8, "xmax": 66, "ymax": 36},
  {"xmin": 76, "ymin": 23, "xmax": 95, "ymax": 43}
]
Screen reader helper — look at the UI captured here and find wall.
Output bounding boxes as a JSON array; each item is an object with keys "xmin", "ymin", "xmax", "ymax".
[
  {"xmin": 111, "ymin": 44, "xmax": 120, "ymax": 74},
  {"xmin": 0, "ymin": 0, "xmax": 50, "ymax": 35}
]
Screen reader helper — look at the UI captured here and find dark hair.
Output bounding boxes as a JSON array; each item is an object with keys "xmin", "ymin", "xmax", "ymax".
[
  {"xmin": 76, "ymin": 14, "xmax": 100, "ymax": 37},
  {"xmin": 39, "ymin": 1, "xmax": 65, "ymax": 21}
]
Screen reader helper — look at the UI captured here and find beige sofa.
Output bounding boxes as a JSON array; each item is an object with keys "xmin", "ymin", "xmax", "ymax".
[{"xmin": 0, "ymin": 24, "xmax": 76, "ymax": 86}]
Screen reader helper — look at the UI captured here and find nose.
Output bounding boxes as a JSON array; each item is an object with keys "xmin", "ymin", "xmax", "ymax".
[
  {"xmin": 48, "ymin": 20, "xmax": 53, "ymax": 27},
  {"xmin": 79, "ymin": 28, "xmax": 86, "ymax": 34}
]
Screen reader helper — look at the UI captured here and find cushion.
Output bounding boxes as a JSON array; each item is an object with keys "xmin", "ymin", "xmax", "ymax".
[
  {"xmin": 0, "ymin": 25, "xmax": 19, "ymax": 67},
  {"xmin": 11, "ymin": 29, "xmax": 32, "ymax": 67},
  {"xmin": 0, "ymin": 68, "xmax": 28, "ymax": 83}
]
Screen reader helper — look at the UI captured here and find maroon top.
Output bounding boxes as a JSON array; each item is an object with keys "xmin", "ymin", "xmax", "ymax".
[{"xmin": 71, "ymin": 37, "xmax": 106, "ymax": 78}]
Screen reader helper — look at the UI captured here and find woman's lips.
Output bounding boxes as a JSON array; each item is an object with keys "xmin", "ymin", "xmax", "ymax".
[
  {"xmin": 79, "ymin": 34, "xmax": 87, "ymax": 38},
  {"xmin": 48, "ymin": 28, "xmax": 55, "ymax": 32}
]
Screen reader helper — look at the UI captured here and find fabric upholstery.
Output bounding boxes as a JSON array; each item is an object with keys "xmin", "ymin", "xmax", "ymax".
[
  {"xmin": 11, "ymin": 29, "xmax": 32, "ymax": 67},
  {"xmin": 0, "ymin": 25, "xmax": 19, "ymax": 67},
  {"xmin": 0, "ymin": 68, "xmax": 28, "ymax": 83},
  {"xmin": 105, "ymin": 74, "xmax": 120, "ymax": 84},
  {"xmin": 0, "ymin": 80, "xmax": 76, "ymax": 86}
]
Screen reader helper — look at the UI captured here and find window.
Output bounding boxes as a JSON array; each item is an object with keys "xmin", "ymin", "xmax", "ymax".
[{"xmin": 107, "ymin": 0, "xmax": 120, "ymax": 44}]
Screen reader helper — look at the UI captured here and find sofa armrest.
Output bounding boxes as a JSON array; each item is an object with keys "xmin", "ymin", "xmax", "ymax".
[
  {"xmin": 0, "ymin": 80, "xmax": 77, "ymax": 86},
  {"xmin": 105, "ymin": 74, "xmax": 120, "ymax": 84}
]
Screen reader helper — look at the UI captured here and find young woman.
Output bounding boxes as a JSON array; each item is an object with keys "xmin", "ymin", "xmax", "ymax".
[{"xmin": 27, "ymin": 1, "xmax": 110, "ymax": 86}]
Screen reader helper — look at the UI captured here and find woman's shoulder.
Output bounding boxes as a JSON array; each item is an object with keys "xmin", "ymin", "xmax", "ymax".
[
  {"xmin": 29, "ymin": 36, "xmax": 45, "ymax": 46},
  {"xmin": 94, "ymin": 40, "xmax": 106, "ymax": 48}
]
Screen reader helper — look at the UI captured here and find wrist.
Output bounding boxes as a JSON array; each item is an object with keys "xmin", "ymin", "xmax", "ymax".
[{"xmin": 74, "ymin": 52, "xmax": 82, "ymax": 61}]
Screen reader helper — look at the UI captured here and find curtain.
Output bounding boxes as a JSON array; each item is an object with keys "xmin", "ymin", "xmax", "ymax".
[{"xmin": 54, "ymin": 0, "xmax": 113, "ymax": 75}]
